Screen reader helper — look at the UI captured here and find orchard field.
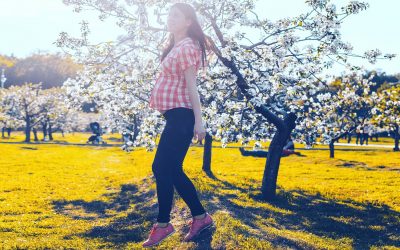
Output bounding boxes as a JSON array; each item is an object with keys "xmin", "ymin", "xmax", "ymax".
[
  {"xmin": 0, "ymin": 132, "xmax": 399, "ymax": 249},
  {"xmin": 2, "ymin": 0, "xmax": 400, "ymax": 249}
]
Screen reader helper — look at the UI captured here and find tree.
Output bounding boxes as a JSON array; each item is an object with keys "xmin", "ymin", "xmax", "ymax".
[
  {"xmin": 38, "ymin": 88, "xmax": 78, "ymax": 141},
  {"xmin": 374, "ymin": 85, "xmax": 400, "ymax": 151},
  {"xmin": 318, "ymin": 71, "xmax": 380, "ymax": 158},
  {"xmin": 0, "ymin": 55, "xmax": 17, "ymax": 68},
  {"xmin": 57, "ymin": 0, "xmax": 394, "ymax": 200},
  {"xmin": 2, "ymin": 83, "xmax": 44, "ymax": 142},
  {"xmin": 0, "ymin": 89, "xmax": 22, "ymax": 138},
  {"xmin": 364, "ymin": 70, "xmax": 399, "ymax": 92}
]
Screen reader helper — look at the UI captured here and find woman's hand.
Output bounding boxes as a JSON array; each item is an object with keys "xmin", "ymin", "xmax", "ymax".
[{"xmin": 193, "ymin": 120, "xmax": 206, "ymax": 143}]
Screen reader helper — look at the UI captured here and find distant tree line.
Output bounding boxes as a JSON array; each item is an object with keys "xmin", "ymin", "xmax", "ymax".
[
  {"xmin": 0, "ymin": 53, "xmax": 98, "ymax": 112},
  {"xmin": 0, "ymin": 52, "xmax": 81, "ymax": 89}
]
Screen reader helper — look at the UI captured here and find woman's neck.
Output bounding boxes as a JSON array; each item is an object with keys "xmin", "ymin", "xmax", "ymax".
[{"xmin": 173, "ymin": 32, "xmax": 188, "ymax": 45}]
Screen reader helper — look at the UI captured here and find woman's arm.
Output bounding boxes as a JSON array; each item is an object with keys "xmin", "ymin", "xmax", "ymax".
[
  {"xmin": 184, "ymin": 65, "xmax": 206, "ymax": 141},
  {"xmin": 184, "ymin": 65, "xmax": 202, "ymax": 122}
]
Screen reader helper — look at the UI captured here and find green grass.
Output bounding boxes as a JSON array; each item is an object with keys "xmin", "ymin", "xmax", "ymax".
[{"xmin": 0, "ymin": 134, "xmax": 399, "ymax": 249}]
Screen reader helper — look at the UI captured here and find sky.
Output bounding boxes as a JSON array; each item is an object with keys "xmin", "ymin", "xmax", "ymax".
[{"xmin": 1, "ymin": 0, "xmax": 399, "ymax": 75}]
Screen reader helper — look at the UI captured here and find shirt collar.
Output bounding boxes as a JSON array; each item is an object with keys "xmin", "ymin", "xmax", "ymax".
[{"xmin": 174, "ymin": 37, "xmax": 191, "ymax": 47}]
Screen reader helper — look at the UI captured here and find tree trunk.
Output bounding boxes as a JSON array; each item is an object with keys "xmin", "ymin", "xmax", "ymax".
[
  {"xmin": 1, "ymin": 127, "xmax": 4, "ymax": 138},
  {"xmin": 25, "ymin": 118, "xmax": 31, "ymax": 143},
  {"xmin": 42, "ymin": 122, "xmax": 48, "ymax": 141},
  {"xmin": 329, "ymin": 140, "xmax": 335, "ymax": 158},
  {"xmin": 202, "ymin": 133, "xmax": 213, "ymax": 173},
  {"xmin": 261, "ymin": 113, "xmax": 296, "ymax": 200},
  {"xmin": 33, "ymin": 128, "xmax": 39, "ymax": 142},
  {"xmin": 61, "ymin": 130, "xmax": 65, "ymax": 137},
  {"xmin": 48, "ymin": 124, "xmax": 53, "ymax": 141},
  {"xmin": 132, "ymin": 115, "xmax": 140, "ymax": 142},
  {"xmin": 394, "ymin": 124, "xmax": 399, "ymax": 152},
  {"xmin": 7, "ymin": 128, "xmax": 11, "ymax": 137}
]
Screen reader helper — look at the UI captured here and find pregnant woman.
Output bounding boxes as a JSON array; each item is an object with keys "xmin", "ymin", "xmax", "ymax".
[{"xmin": 143, "ymin": 2, "xmax": 214, "ymax": 248}]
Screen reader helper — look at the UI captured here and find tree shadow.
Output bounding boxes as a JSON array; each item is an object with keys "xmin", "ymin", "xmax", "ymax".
[
  {"xmin": 52, "ymin": 176, "xmax": 159, "ymax": 245},
  {"xmin": 51, "ymin": 171, "xmax": 399, "ymax": 249},
  {"xmin": 52, "ymin": 175, "xmax": 216, "ymax": 248},
  {"xmin": 53, "ymin": 184, "xmax": 140, "ymax": 220},
  {"xmin": 202, "ymin": 173, "xmax": 400, "ymax": 249}
]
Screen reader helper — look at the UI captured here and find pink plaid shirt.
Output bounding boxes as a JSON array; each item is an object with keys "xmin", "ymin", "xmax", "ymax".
[{"xmin": 149, "ymin": 37, "xmax": 202, "ymax": 112}]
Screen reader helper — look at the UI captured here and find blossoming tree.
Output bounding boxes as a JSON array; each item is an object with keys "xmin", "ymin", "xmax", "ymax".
[
  {"xmin": 316, "ymin": 71, "xmax": 380, "ymax": 158},
  {"xmin": 373, "ymin": 85, "xmax": 400, "ymax": 151},
  {"xmin": 0, "ymin": 89, "xmax": 23, "ymax": 138},
  {"xmin": 57, "ymin": 0, "xmax": 394, "ymax": 200}
]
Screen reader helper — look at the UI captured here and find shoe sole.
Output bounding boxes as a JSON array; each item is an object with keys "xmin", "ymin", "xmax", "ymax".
[
  {"xmin": 143, "ymin": 229, "xmax": 176, "ymax": 248},
  {"xmin": 184, "ymin": 221, "xmax": 214, "ymax": 242}
]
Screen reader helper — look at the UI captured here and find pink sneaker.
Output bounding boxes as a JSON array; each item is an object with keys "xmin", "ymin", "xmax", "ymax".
[
  {"xmin": 183, "ymin": 213, "xmax": 214, "ymax": 242},
  {"xmin": 142, "ymin": 223, "xmax": 175, "ymax": 248}
]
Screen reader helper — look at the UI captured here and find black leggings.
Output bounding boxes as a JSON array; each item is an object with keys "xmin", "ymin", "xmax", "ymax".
[{"xmin": 152, "ymin": 107, "xmax": 206, "ymax": 223}]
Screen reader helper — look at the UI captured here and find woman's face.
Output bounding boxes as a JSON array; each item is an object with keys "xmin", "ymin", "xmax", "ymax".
[{"xmin": 167, "ymin": 7, "xmax": 191, "ymax": 34}]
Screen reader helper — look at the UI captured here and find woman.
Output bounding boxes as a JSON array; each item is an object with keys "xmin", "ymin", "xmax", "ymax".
[{"xmin": 143, "ymin": 3, "xmax": 214, "ymax": 247}]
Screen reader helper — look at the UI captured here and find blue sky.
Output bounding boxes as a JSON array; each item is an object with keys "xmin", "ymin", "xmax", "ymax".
[{"xmin": 1, "ymin": 0, "xmax": 399, "ymax": 75}]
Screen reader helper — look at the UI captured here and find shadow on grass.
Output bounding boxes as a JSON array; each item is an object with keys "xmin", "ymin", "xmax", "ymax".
[
  {"xmin": 52, "ymin": 176, "xmax": 159, "ymax": 244},
  {"xmin": 203, "ymin": 171, "xmax": 400, "ymax": 249},
  {"xmin": 52, "ymin": 171, "xmax": 399, "ymax": 249},
  {"xmin": 335, "ymin": 159, "xmax": 400, "ymax": 172},
  {"xmin": 52, "ymin": 175, "xmax": 217, "ymax": 249}
]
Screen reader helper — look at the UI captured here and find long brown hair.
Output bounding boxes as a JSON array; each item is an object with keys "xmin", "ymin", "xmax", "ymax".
[{"xmin": 161, "ymin": 3, "xmax": 210, "ymax": 68}]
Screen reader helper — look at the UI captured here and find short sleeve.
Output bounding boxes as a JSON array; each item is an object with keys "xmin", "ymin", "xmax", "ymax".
[{"xmin": 178, "ymin": 45, "xmax": 200, "ymax": 72}]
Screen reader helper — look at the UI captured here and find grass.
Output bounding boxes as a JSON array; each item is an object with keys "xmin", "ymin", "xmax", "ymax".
[
  {"xmin": 0, "ymin": 133, "xmax": 399, "ymax": 249},
  {"xmin": 0, "ymin": 132, "xmax": 125, "ymax": 145},
  {"xmin": 0, "ymin": 131, "xmax": 396, "ymax": 148}
]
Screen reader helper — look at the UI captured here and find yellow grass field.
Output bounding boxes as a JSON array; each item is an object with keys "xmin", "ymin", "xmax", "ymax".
[
  {"xmin": 0, "ymin": 131, "xmax": 396, "ymax": 147},
  {"xmin": 0, "ymin": 132, "xmax": 399, "ymax": 249}
]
